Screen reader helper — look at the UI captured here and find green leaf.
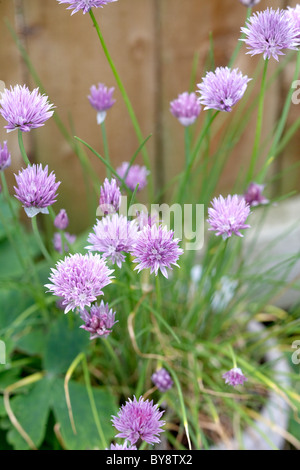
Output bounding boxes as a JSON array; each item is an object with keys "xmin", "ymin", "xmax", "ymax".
[
  {"xmin": 16, "ymin": 327, "xmax": 46, "ymax": 357},
  {"xmin": 7, "ymin": 377, "xmax": 53, "ymax": 450},
  {"xmin": 51, "ymin": 378, "xmax": 117, "ymax": 450},
  {"xmin": 43, "ymin": 315, "xmax": 90, "ymax": 375}
]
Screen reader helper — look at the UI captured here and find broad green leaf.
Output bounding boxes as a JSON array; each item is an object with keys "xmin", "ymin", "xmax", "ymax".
[
  {"xmin": 16, "ymin": 327, "xmax": 46, "ymax": 357},
  {"xmin": 43, "ymin": 315, "xmax": 90, "ymax": 375},
  {"xmin": 6, "ymin": 377, "xmax": 54, "ymax": 450},
  {"xmin": 51, "ymin": 378, "xmax": 117, "ymax": 450}
]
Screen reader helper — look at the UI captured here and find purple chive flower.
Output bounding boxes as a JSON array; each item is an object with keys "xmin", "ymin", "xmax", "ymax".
[
  {"xmin": 116, "ymin": 162, "xmax": 149, "ymax": 192},
  {"xmin": 14, "ymin": 164, "xmax": 60, "ymax": 218},
  {"xmin": 57, "ymin": 0, "xmax": 118, "ymax": 15},
  {"xmin": 99, "ymin": 178, "xmax": 121, "ymax": 215},
  {"xmin": 0, "ymin": 85, "xmax": 54, "ymax": 133},
  {"xmin": 197, "ymin": 67, "xmax": 251, "ymax": 112},
  {"xmin": 151, "ymin": 368, "xmax": 173, "ymax": 393},
  {"xmin": 223, "ymin": 367, "xmax": 248, "ymax": 387},
  {"xmin": 53, "ymin": 232, "xmax": 76, "ymax": 254},
  {"xmin": 45, "ymin": 252, "xmax": 114, "ymax": 313},
  {"xmin": 88, "ymin": 83, "xmax": 116, "ymax": 124},
  {"xmin": 0, "ymin": 141, "xmax": 11, "ymax": 171},
  {"xmin": 136, "ymin": 210, "xmax": 159, "ymax": 231},
  {"xmin": 243, "ymin": 182, "xmax": 269, "ymax": 207},
  {"xmin": 112, "ymin": 396, "xmax": 165, "ymax": 446},
  {"xmin": 54, "ymin": 209, "xmax": 69, "ymax": 230},
  {"xmin": 207, "ymin": 194, "xmax": 251, "ymax": 240},
  {"xmin": 170, "ymin": 92, "xmax": 201, "ymax": 126},
  {"xmin": 79, "ymin": 300, "xmax": 117, "ymax": 339},
  {"xmin": 239, "ymin": 0, "xmax": 260, "ymax": 7},
  {"xmin": 106, "ymin": 441, "xmax": 137, "ymax": 450},
  {"xmin": 86, "ymin": 213, "xmax": 138, "ymax": 268},
  {"xmin": 287, "ymin": 5, "xmax": 300, "ymax": 37},
  {"xmin": 131, "ymin": 224, "xmax": 184, "ymax": 279},
  {"xmin": 241, "ymin": 8, "xmax": 300, "ymax": 61}
]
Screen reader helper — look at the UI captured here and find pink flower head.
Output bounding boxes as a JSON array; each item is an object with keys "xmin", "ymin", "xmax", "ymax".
[
  {"xmin": 243, "ymin": 182, "xmax": 269, "ymax": 207},
  {"xmin": 0, "ymin": 141, "xmax": 11, "ymax": 171},
  {"xmin": 0, "ymin": 85, "xmax": 54, "ymax": 133},
  {"xmin": 287, "ymin": 5, "xmax": 300, "ymax": 38},
  {"xmin": 57, "ymin": 0, "xmax": 118, "ymax": 15},
  {"xmin": 112, "ymin": 396, "xmax": 165, "ymax": 445},
  {"xmin": 207, "ymin": 194, "xmax": 251, "ymax": 240},
  {"xmin": 45, "ymin": 252, "xmax": 114, "ymax": 313},
  {"xmin": 14, "ymin": 164, "xmax": 60, "ymax": 218},
  {"xmin": 170, "ymin": 92, "xmax": 201, "ymax": 126},
  {"xmin": 99, "ymin": 178, "xmax": 121, "ymax": 215},
  {"xmin": 86, "ymin": 213, "xmax": 138, "ymax": 268},
  {"xmin": 80, "ymin": 300, "xmax": 117, "ymax": 339},
  {"xmin": 197, "ymin": 67, "xmax": 251, "ymax": 112},
  {"xmin": 54, "ymin": 209, "xmax": 69, "ymax": 230},
  {"xmin": 136, "ymin": 210, "xmax": 159, "ymax": 231},
  {"xmin": 106, "ymin": 442, "xmax": 137, "ymax": 450},
  {"xmin": 88, "ymin": 83, "xmax": 116, "ymax": 124},
  {"xmin": 151, "ymin": 368, "xmax": 173, "ymax": 393},
  {"xmin": 223, "ymin": 367, "xmax": 248, "ymax": 387},
  {"xmin": 131, "ymin": 224, "xmax": 184, "ymax": 278},
  {"xmin": 116, "ymin": 162, "xmax": 149, "ymax": 192},
  {"xmin": 241, "ymin": 8, "xmax": 300, "ymax": 61},
  {"xmin": 53, "ymin": 232, "xmax": 76, "ymax": 254}
]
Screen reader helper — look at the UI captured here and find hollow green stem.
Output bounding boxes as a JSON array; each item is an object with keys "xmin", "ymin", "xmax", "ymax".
[
  {"xmin": 31, "ymin": 216, "xmax": 53, "ymax": 264},
  {"xmin": 100, "ymin": 121, "xmax": 111, "ymax": 179},
  {"xmin": 18, "ymin": 130, "xmax": 31, "ymax": 166},
  {"xmin": 89, "ymin": 10, "xmax": 153, "ymax": 198},
  {"xmin": 184, "ymin": 126, "xmax": 191, "ymax": 168},
  {"xmin": 247, "ymin": 58, "xmax": 269, "ymax": 183}
]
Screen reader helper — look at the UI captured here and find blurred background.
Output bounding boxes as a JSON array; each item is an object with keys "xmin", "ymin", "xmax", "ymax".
[{"xmin": 0, "ymin": 0, "xmax": 299, "ymax": 233}]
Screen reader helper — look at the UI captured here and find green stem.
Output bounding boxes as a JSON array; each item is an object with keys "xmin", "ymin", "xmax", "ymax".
[
  {"xmin": 184, "ymin": 126, "xmax": 191, "ymax": 168},
  {"xmin": 100, "ymin": 121, "xmax": 111, "ymax": 179},
  {"xmin": 155, "ymin": 274, "xmax": 162, "ymax": 313},
  {"xmin": 228, "ymin": 7, "xmax": 251, "ymax": 68},
  {"xmin": 18, "ymin": 130, "xmax": 31, "ymax": 166},
  {"xmin": 81, "ymin": 354, "xmax": 107, "ymax": 449},
  {"xmin": 89, "ymin": 10, "xmax": 153, "ymax": 198},
  {"xmin": 258, "ymin": 50, "xmax": 300, "ymax": 182},
  {"xmin": 31, "ymin": 216, "xmax": 53, "ymax": 264},
  {"xmin": 177, "ymin": 111, "xmax": 219, "ymax": 203},
  {"xmin": 247, "ymin": 58, "xmax": 269, "ymax": 183}
]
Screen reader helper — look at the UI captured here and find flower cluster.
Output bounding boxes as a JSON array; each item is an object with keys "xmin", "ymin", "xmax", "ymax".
[
  {"xmin": 45, "ymin": 252, "xmax": 114, "ymax": 313},
  {"xmin": 151, "ymin": 368, "xmax": 173, "ymax": 393},
  {"xmin": 197, "ymin": 67, "xmax": 251, "ymax": 112},
  {"xmin": 99, "ymin": 178, "xmax": 121, "ymax": 215},
  {"xmin": 207, "ymin": 194, "xmax": 251, "ymax": 240},
  {"xmin": 0, "ymin": 85, "xmax": 54, "ymax": 133},
  {"xmin": 57, "ymin": 0, "xmax": 118, "ymax": 15},
  {"xmin": 170, "ymin": 92, "xmax": 201, "ymax": 126},
  {"xmin": 116, "ymin": 162, "xmax": 149, "ymax": 192},
  {"xmin": 14, "ymin": 164, "xmax": 61, "ymax": 218},
  {"xmin": 223, "ymin": 368, "xmax": 248, "ymax": 387},
  {"xmin": 86, "ymin": 213, "xmax": 138, "ymax": 268},
  {"xmin": 88, "ymin": 83, "xmax": 116, "ymax": 124},
  {"xmin": 241, "ymin": 8, "xmax": 299, "ymax": 61},
  {"xmin": 0, "ymin": 141, "xmax": 11, "ymax": 171},
  {"xmin": 112, "ymin": 396, "xmax": 165, "ymax": 446},
  {"xmin": 79, "ymin": 301, "xmax": 117, "ymax": 339},
  {"xmin": 132, "ymin": 224, "xmax": 184, "ymax": 278}
]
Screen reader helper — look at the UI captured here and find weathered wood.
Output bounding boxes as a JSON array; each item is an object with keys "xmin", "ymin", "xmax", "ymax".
[{"xmin": 0, "ymin": 0, "xmax": 298, "ymax": 232}]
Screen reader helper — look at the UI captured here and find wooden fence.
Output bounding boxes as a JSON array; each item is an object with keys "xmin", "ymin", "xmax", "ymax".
[{"xmin": 0, "ymin": 0, "xmax": 299, "ymax": 232}]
